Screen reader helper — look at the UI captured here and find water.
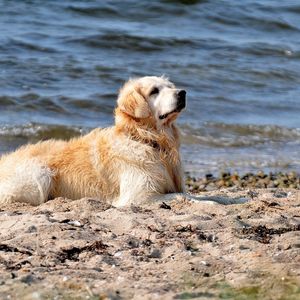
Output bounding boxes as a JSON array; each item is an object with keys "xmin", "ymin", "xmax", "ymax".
[{"xmin": 1, "ymin": 0, "xmax": 300, "ymax": 176}]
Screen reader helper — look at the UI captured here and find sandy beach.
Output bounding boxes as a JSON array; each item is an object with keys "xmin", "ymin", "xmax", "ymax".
[{"xmin": 0, "ymin": 186, "xmax": 299, "ymax": 299}]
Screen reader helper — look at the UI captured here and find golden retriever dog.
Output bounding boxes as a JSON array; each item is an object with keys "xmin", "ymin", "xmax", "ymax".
[{"xmin": 0, "ymin": 76, "xmax": 246, "ymax": 207}]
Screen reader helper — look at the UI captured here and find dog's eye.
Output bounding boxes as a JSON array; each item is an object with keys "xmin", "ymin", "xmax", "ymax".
[{"xmin": 149, "ymin": 87, "xmax": 159, "ymax": 96}]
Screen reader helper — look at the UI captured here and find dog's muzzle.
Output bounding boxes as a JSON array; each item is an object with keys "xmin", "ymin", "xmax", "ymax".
[{"xmin": 159, "ymin": 90, "xmax": 187, "ymax": 120}]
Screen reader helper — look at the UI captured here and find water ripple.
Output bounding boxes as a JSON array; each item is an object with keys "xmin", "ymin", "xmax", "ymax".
[{"xmin": 68, "ymin": 32, "xmax": 197, "ymax": 51}]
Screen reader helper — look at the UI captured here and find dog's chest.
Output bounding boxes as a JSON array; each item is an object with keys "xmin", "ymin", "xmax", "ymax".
[
  {"xmin": 158, "ymin": 157, "xmax": 183, "ymax": 193},
  {"xmin": 103, "ymin": 135, "xmax": 183, "ymax": 195},
  {"xmin": 122, "ymin": 144, "xmax": 182, "ymax": 193}
]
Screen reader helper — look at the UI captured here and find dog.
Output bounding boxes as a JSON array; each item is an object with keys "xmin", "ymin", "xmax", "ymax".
[{"xmin": 0, "ymin": 76, "xmax": 247, "ymax": 207}]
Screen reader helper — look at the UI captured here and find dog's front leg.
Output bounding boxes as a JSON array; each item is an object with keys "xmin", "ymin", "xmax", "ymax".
[{"xmin": 112, "ymin": 171, "xmax": 151, "ymax": 207}]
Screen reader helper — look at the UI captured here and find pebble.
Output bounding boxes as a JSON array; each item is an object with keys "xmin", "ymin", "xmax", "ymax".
[
  {"xmin": 127, "ymin": 238, "xmax": 139, "ymax": 248},
  {"xmin": 148, "ymin": 249, "xmax": 161, "ymax": 259},
  {"xmin": 68, "ymin": 220, "xmax": 82, "ymax": 227},
  {"xmin": 20, "ymin": 274, "xmax": 35, "ymax": 284},
  {"xmin": 26, "ymin": 225, "xmax": 38, "ymax": 233},
  {"xmin": 31, "ymin": 292, "xmax": 41, "ymax": 300},
  {"xmin": 114, "ymin": 251, "xmax": 122, "ymax": 257},
  {"xmin": 274, "ymin": 191, "xmax": 288, "ymax": 198},
  {"xmin": 186, "ymin": 171, "xmax": 300, "ymax": 192}
]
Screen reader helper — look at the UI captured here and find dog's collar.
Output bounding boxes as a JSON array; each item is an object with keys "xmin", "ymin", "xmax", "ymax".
[
  {"xmin": 129, "ymin": 136, "xmax": 160, "ymax": 151},
  {"xmin": 148, "ymin": 140, "xmax": 160, "ymax": 150}
]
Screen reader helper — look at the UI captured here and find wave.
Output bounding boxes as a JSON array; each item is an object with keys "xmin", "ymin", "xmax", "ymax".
[
  {"xmin": 1, "ymin": 122, "xmax": 299, "ymax": 150},
  {"xmin": 164, "ymin": 0, "xmax": 206, "ymax": 5},
  {"xmin": 8, "ymin": 38, "xmax": 58, "ymax": 54},
  {"xmin": 0, "ymin": 123, "xmax": 85, "ymax": 141},
  {"xmin": 240, "ymin": 16, "xmax": 297, "ymax": 32},
  {"xmin": 0, "ymin": 94, "xmax": 67, "ymax": 113},
  {"xmin": 181, "ymin": 123, "xmax": 300, "ymax": 147},
  {"xmin": 66, "ymin": 1, "xmax": 203, "ymax": 19},
  {"xmin": 68, "ymin": 32, "xmax": 197, "ymax": 52},
  {"xmin": 0, "ymin": 94, "xmax": 115, "ymax": 115},
  {"xmin": 67, "ymin": 5, "xmax": 120, "ymax": 18}
]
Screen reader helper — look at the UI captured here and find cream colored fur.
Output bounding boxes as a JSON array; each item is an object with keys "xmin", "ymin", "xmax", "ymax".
[{"xmin": 0, "ymin": 76, "xmax": 247, "ymax": 207}]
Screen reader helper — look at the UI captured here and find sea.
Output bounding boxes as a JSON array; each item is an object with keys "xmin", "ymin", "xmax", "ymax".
[{"xmin": 1, "ymin": 0, "xmax": 300, "ymax": 177}]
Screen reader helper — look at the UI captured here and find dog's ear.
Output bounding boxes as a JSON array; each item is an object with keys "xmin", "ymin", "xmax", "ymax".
[{"xmin": 117, "ymin": 85, "xmax": 151, "ymax": 119}]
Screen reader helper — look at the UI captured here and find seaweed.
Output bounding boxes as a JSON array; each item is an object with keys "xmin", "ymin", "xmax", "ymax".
[{"xmin": 236, "ymin": 224, "xmax": 300, "ymax": 244}]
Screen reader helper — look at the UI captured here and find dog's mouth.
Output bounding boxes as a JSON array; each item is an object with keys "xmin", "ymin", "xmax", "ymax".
[
  {"xmin": 158, "ymin": 105, "xmax": 185, "ymax": 120},
  {"xmin": 158, "ymin": 108, "xmax": 180, "ymax": 120}
]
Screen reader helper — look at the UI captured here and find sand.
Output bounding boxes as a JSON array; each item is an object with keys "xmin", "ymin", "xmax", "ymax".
[{"xmin": 0, "ymin": 188, "xmax": 299, "ymax": 299}]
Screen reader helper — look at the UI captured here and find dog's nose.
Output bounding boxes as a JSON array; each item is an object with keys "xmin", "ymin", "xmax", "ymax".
[{"xmin": 177, "ymin": 90, "xmax": 186, "ymax": 109}]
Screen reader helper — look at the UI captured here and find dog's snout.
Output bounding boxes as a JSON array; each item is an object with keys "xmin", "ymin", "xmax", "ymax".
[
  {"xmin": 177, "ymin": 90, "xmax": 186, "ymax": 109},
  {"xmin": 178, "ymin": 90, "xmax": 186, "ymax": 99}
]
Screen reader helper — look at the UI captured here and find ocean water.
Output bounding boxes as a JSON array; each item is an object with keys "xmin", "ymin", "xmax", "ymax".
[{"xmin": 0, "ymin": 0, "xmax": 300, "ymax": 176}]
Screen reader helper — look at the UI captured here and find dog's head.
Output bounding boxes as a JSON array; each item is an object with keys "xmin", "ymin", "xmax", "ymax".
[{"xmin": 116, "ymin": 76, "xmax": 186, "ymax": 127}]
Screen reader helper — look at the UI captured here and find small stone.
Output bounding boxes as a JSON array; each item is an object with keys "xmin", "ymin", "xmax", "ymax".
[
  {"xmin": 274, "ymin": 191, "xmax": 287, "ymax": 198},
  {"xmin": 247, "ymin": 190, "xmax": 258, "ymax": 199},
  {"xmin": 205, "ymin": 183, "xmax": 217, "ymax": 191},
  {"xmin": 68, "ymin": 220, "xmax": 82, "ymax": 227},
  {"xmin": 205, "ymin": 173, "xmax": 214, "ymax": 180},
  {"xmin": 159, "ymin": 202, "xmax": 171, "ymax": 210},
  {"xmin": 26, "ymin": 225, "xmax": 37, "ymax": 233},
  {"xmin": 114, "ymin": 251, "xmax": 122, "ymax": 257},
  {"xmin": 288, "ymin": 172, "xmax": 297, "ymax": 180},
  {"xmin": 257, "ymin": 171, "xmax": 266, "ymax": 178},
  {"xmin": 225, "ymin": 180, "xmax": 233, "ymax": 187},
  {"xmin": 221, "ymin": 172, "xmax": 230, "ymax": 179},
  {"xmin": 127, "ymin": 238, "xmax": 139, "ymax": 249},
  {"xmin": 20, "ymin": 274, "xmax": 35, "ymax": 285},
  {"xmin": 239, "ymin": 245, "xmax": 250, "ymax": 250},
  {"xmin": 31, "ymin": 292, "xmax": 41, "ymax": 300},
  {"xmin": 148, "ymin": 249, "xmax": 161, "ymax": 259},
  {"xmin": 198, "ymin": 184, "xmax": 206, "ymax": 190}
]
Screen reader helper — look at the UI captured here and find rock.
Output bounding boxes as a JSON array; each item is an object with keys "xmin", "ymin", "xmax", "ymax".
[
  {"xmin": 20, "ymin": 274, "xmax": 35, "ymax": 285},
  {"xmin": 127, "ymin": 238, "xmax": 139, "ymax": 249},
  {"xmin": 288, "ymin": 171, "xmax": 297, "ymax": 180},
  {"xmin": 274, "ymin": 191, "xmax": 288, "ymax": 198},
  {"xmin": 205, "ymin": 173, "xmax": 214, "ymax": 180},
  {"xmin": 257, "ymin": 170, "xmax": 266, "ymax": 178},
  {"xmin": 25, "ymin": 225, "xmax": 37, "ymax": 233},
  {"xmin": 148, "ymin": 248, "xmax": 161, "ymax": 259},
  {"xmin": 67, "ymin": 220, "xmax": 82, "ymax": 227}
]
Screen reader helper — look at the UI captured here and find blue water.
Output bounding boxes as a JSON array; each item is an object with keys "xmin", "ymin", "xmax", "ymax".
[{"xmin": 1, "ymin": 0, "xmax": 300, "ymax": 176}]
